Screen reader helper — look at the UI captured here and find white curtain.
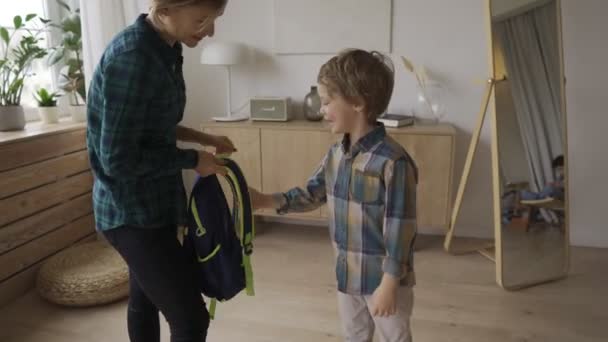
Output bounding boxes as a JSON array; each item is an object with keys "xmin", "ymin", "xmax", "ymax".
[
  {"xmin": 80, "ymin": 0, "xmax": 149, "ymax": 92},
  {"xmin": 45, "ymin": 0, "xmax": 82, "ymax": 97},
  {"xmin": 495, "ymin": 1, "xmax": 563, "ymax": 193}
]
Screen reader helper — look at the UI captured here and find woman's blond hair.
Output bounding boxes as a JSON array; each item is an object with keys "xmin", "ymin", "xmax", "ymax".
[{"xmin": 149, "ymin": 0, "xmax": 227, "ymax": 25}]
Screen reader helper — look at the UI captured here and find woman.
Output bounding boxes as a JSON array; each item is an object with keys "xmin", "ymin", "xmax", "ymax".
[{"xmin": 86, "ymin": 1, "xmax": 232, "ymax": 341}]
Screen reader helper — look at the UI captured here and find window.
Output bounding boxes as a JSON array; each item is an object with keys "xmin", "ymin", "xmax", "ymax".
[{"xmin": 1, "ymin": 1, "xmax": 56, "ymax": 121}]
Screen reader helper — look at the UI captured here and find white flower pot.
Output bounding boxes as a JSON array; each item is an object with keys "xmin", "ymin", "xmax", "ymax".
[
  {"xmin": 69, "ymin": 105, "xmax": 87, "ymax": 123},
  {"xmin": 38, "ymin": 107, "xmax": 60, "ymax": 124},
  {"xmin": 0, "ymin": 106, "xmax": 26, "ymax": 131}
]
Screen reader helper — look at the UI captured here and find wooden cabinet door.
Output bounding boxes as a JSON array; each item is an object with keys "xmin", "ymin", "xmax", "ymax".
[
  {"xmin": 203, "ymin": 127, "xmax": 262, "ymax": 190},
  {"xmin": 390, "ymin": 134, "xmax": 453, "ymax": 228},
  {"xmin": 260, "ymin": 129, "xmax": 330, "ymax": 218}
]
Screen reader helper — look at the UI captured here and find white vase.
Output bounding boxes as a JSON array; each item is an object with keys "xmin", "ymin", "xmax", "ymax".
[
  {"xmin": 38, "ymin": 107, "xmax": 60, "ymax": 124},
  {"xmin": 415, "ymin": 81, "xmax": 446, "ymax": 123},
  {"xmin": 69, "ymin": 105, "xmax": 87, "ymax": 123},
  {"xmin": 0, "ymin": 106, "xmax": 26, "ymax": 131}
]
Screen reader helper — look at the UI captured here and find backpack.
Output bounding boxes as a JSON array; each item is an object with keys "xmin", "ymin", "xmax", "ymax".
[{"xmin": 182, "ymin": 158, "xmax": 255, "ymax": 319}]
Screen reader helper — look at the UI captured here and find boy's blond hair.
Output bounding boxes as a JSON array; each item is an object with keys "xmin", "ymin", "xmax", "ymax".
[{"xmin": 318, "ymin": 49, "xmax": 395, "ymax": 124}]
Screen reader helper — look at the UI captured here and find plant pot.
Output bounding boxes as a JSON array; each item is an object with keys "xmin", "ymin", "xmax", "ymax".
[
  {"xmin": 38, "ymin": 107, "xmax": 60, "ymax": 124},
  {"xmin": 0, "ymin": 106, "xmax": 26, "ymax": 131},
  {"xmin": 69, "ymin": 105, "xmax": 87, "ymax": 123}
]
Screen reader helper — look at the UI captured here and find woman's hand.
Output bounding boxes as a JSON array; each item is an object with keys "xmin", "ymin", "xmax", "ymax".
[
  {"xmin": 209, "ymin": 135, "xmax": 236, "ymax": 155},
  {"xmin": 195, "ymin": 150, "xmax": 227, "ymax": 177},
  {"xmin": 175, "ymin": 127, "xmax": 236, "ymax": 155}
]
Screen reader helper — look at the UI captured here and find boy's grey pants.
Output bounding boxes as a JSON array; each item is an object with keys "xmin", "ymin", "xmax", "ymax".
[{"xmin": 338, "ymin": 287, "xmax": 414, "ymax": 342}]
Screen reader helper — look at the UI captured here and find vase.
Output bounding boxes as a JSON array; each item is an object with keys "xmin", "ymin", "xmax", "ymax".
[
  {"xmin": 303, "ymin": 86, "xmax": 323, "ymax": 121},
  {"xmin": 415, "ymin": 81, "xmax": 446, "ymax": 123},
  {"xmin": 69, "ymin": 105, "xmax": 87, "ymax": 123}
]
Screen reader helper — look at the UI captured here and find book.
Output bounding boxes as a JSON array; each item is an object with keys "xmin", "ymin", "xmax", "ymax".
[{"xmin": 377, "ymin": 114, "xmax": 415, "ymax": 128}]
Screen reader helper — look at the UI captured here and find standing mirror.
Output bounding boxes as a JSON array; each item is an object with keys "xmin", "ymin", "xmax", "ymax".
[{"xmin": 490, "ymin": 0, "xmax": 569, "ymax": 289}]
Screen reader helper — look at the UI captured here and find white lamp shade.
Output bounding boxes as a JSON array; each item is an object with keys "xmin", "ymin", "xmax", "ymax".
[{"xmin": 200, "ymin": 41, "xmax": 247, "ymax": 65}]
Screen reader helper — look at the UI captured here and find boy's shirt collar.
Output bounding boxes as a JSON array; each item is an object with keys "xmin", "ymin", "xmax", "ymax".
[{"xmin": 341, "ymin": 123, "xmax": 386, "ymax": 157}]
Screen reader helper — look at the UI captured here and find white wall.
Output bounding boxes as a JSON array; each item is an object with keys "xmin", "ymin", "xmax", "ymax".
[
  {"xmin": 180, "ymin": 0, "xmax": 607, "ymax": 247},
  {"xmin": 561, "ymin": 0, "xmax": 608, "ymax": 248},
  {"xmin": 182, "ymin": 0, "xmax": 494, "ymax": 239}
]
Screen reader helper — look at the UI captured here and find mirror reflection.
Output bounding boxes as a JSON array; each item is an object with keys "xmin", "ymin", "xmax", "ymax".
[{"xmin": 491, "ymin": 0, "xmax": 568, "ymax": 289}]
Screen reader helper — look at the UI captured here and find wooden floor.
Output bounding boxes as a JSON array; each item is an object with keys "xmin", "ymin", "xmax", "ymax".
[{"xmin": 0, "ymin": 224, "xmax": 607, "ymax": 342}]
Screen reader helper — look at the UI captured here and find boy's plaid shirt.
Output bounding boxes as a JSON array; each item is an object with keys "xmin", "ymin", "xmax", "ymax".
[{"xmin": 275, "ymin": 124, "xmax": 418, "ymax": 295}]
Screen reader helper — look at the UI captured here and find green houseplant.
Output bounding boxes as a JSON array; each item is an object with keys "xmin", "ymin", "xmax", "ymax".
[
  {"xmin": 0, "ymin": 14, "xmax": 49, "ymax": 131},
  {"xmin": 48, "ymin": 0, "xmax": 85, "ymax": 114},
  {"xmin": 34, "ymin": 87, "xmax": 60, "ymax": 123}
]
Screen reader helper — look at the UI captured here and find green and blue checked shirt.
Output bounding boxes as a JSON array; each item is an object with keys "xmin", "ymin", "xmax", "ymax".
[
  {"xmin": 87, "ymin": 14, "xmax": 198, "ymax": 231},
  {"xmin": 276, "ymin": 125, "xmax": 418, "ymax": 295}
]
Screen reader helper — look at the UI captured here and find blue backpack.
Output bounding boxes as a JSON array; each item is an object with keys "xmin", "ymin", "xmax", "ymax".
[{"xmin": 182, "ymin": 158, "xmax": 255, "ymax": 318}]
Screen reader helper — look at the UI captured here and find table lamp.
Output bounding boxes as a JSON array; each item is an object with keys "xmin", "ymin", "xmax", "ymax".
[{"xmin": 200, "ymin": 41, "xmax": 248, "ymax": 121}]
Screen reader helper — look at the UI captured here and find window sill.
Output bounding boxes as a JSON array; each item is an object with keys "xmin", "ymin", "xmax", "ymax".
[{"xmin": 0, "ymin": 117, "xmax": 86, "ymax": 146}]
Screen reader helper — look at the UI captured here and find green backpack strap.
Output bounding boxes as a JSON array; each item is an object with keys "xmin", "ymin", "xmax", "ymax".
[
  {"xmin": 224, "ymin": 163, "xmax": 256, "ymax": 297},
  {"xmin": 209, "ymin": 298, "xmax": 217, "ymax": 320},
  {"xmin": 205, "ymin": 159, "xmax": 255, "ymax": 321},
  {"xmin": 243, "ymin": 232, "xmax": 254, "ymax": 296}
]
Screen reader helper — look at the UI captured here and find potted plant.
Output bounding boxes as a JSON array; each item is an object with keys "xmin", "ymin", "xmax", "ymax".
[
  {"xmin": 0, "ymin": 14, "xmax": 49, "ymax": 131},
  {"xmin": 48, "ymin": 0, "xmax": 86, "ymax": 122},
  {"xmin": 34, "ymin": 88, "xmax": 60, "ymax": 124}
]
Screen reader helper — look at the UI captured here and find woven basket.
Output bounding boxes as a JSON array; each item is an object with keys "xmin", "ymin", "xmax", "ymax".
[{"xmin": 36, "ymin": 240, "xmax": 129, "ymax": 307}]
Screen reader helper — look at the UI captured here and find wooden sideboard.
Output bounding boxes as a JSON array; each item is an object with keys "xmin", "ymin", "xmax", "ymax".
[
  {"xmin": 0, "ymin": 120, "xmax": 95, "ymax": 307},
  {"xmin": 202, "ymin": 120, "xmax": 456, "ymax": 229}
]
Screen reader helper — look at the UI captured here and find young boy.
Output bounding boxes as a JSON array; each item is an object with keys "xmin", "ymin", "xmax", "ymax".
[
  {"xmin": 501, "ymin": 155, "xmax": 565, "ymax": 225},
  {"xmin": 250, "ymin": 49, "xmax": 418, "ymax": 342},
  {"xmin": 520, "ymin": 155, "xmax": 565, "ymax": 201}
]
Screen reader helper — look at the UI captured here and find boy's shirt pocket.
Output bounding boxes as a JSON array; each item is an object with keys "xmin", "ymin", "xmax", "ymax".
[{"xmin": 349, "ymin": 169, "xmax": 385, "ymax": 205}]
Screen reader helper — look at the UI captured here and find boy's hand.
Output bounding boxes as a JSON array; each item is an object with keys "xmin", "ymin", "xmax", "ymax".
[
  {"xmin": 249, "ymin": 187, "xmax": 272, "ymax": 210},
  {"xmin": 371, "ymin": 274, "xmax": 399, "ymax": 317},
  {"xmin": 249, "ymin": 188, "xmax": 280, "ymax": 210}
]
